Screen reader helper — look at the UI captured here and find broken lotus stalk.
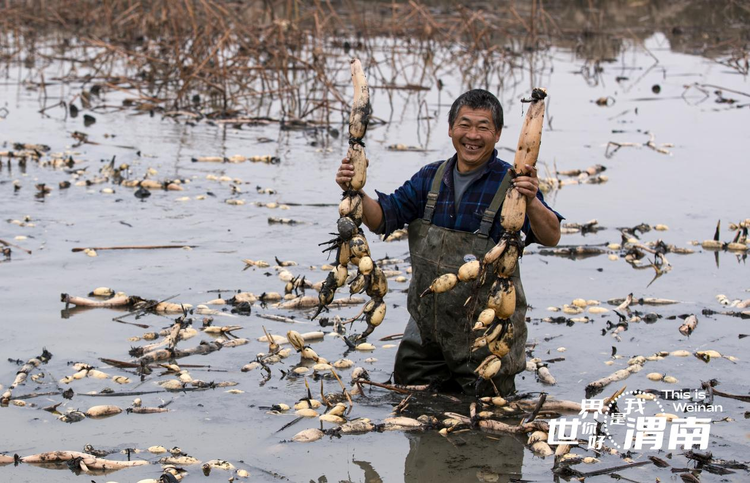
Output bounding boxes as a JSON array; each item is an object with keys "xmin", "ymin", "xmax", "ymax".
[
  {"xmin": 136, "ymin": 338, "xmax": 248, "ymax": 365},
  {"xmin": 445, "ymin": 411, "xmax": 549, "ymax": 435},
  {"xmin": 1, "ymin": 348, "xmax": 52, "ymax": 405},
  {"xmin": 585, "ymin": 360, "xmax": 644, "ymax": 398},
  {"xmin": 21, "ymin": 451, "xmax": 149, "ymax": 471},
  {"xmin": 61, "ymin": 293, "xmax": 132, "ymax": 308},
  {"xmin": 315, "ymin": 58, "xmax": 387, "ymax": 342}
]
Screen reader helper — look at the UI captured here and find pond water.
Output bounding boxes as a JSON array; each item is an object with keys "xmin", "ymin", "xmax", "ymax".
[{"xmin": 1, "ymin": 11, "xmax": 749, "ymax": 483}]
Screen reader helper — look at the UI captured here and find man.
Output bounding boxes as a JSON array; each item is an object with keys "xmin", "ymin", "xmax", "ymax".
[{"xmin": 336, "ymin": 89, "xmax": 562, "ymax": 396}]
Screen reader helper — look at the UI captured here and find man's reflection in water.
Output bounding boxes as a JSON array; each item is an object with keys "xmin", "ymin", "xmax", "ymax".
[
  {"xmin": 403, "ymin": 430, "xmax": 524, "ymax": 483},
  {"xmin": 352, "ymin": 459, "xmax": 384, "ymax": 483}
]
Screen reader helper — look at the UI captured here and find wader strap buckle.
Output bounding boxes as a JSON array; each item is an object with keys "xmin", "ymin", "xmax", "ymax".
[
  {"xmin": 422, "ymin": 193, "xmax": 439, "ymax": 222},
  {"xmin": 476, "ymin": 169, "xmax": 513, "ymax": 238},
  {"xmin": 422, "ymin": 160, "xmax": 449, "ymax": 224}
]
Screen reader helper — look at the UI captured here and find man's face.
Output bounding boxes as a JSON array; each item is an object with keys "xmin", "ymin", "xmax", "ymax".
[{"xmin": 448, "ymin": 106, "xmax": 501, "ymax": 171}]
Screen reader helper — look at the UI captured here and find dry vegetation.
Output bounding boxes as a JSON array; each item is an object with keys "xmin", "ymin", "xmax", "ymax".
[{"xmin": 0, "ymin": 0, "xmax": 747, "ymax": 123}]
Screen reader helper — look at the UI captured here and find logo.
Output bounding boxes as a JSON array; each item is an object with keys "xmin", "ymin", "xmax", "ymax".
[{"xmin": 548, "ymin": 390, "xmax": 717, "ymax": 451}]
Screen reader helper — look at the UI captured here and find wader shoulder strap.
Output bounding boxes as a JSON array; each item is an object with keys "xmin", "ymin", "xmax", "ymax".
[
  {"xmin": 476, "ymin": 170, "xmax": 513, "ymax": 238},
  {"xmin": 422, "ymin": 160, "xmax": 449, "ymax": 223}
]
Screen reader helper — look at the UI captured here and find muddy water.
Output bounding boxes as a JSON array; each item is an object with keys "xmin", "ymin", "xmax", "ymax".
[{"xmin": 1, "ymin": 32, "xmax": 749, "ymax": 482}]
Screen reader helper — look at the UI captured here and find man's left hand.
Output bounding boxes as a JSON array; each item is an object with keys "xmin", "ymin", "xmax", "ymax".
[{"xmin": 512, "ymin": 164, "xmax": 539, "ymax": 201}]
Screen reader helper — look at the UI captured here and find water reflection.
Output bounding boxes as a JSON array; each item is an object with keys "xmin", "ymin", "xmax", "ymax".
[
  {"xmin": 315, "ymin": 430, "xmax": 523, "ymax": 483},
  {"xmin": 403, "ymin": 431, "xmax": 523, "ymax": 483},
  {"xmin": 353, "ymin": 458, "xmax": 384, "ymax": 483}
]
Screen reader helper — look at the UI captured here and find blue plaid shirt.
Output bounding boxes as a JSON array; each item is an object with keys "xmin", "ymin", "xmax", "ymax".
[{"xmin": 375, "ymin": 150, "xmax": 563, "ymax": 244}]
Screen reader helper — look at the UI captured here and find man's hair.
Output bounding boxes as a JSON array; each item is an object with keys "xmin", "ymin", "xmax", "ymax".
[{"xmin": 448, "ymin": 89, "xmax": 503, "ymax": 132}]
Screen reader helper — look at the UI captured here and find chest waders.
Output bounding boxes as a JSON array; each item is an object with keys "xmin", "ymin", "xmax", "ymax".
[{"xmin": 394, "ymin": 161, "xmax": 528, "ymax": 396}]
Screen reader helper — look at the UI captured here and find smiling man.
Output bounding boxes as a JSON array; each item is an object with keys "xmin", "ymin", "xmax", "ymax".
[{"xmin": 335, "ymin": 89, "xmax": 562, "ymax": 396}]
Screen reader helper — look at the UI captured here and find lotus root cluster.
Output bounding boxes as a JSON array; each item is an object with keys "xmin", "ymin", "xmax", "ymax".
[{"xmin": 315, "ymin": 59, "xmax": 386, "ymax": 342}]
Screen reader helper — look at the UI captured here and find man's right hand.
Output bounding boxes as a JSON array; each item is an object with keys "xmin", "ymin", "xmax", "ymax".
[
  {"xmin": 335, "ymin": 157, "xmax": 355, "ymax": 191},
  {"xmin": 333, "ymin": 156, "xmax": 384, "ymax": 233}
]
